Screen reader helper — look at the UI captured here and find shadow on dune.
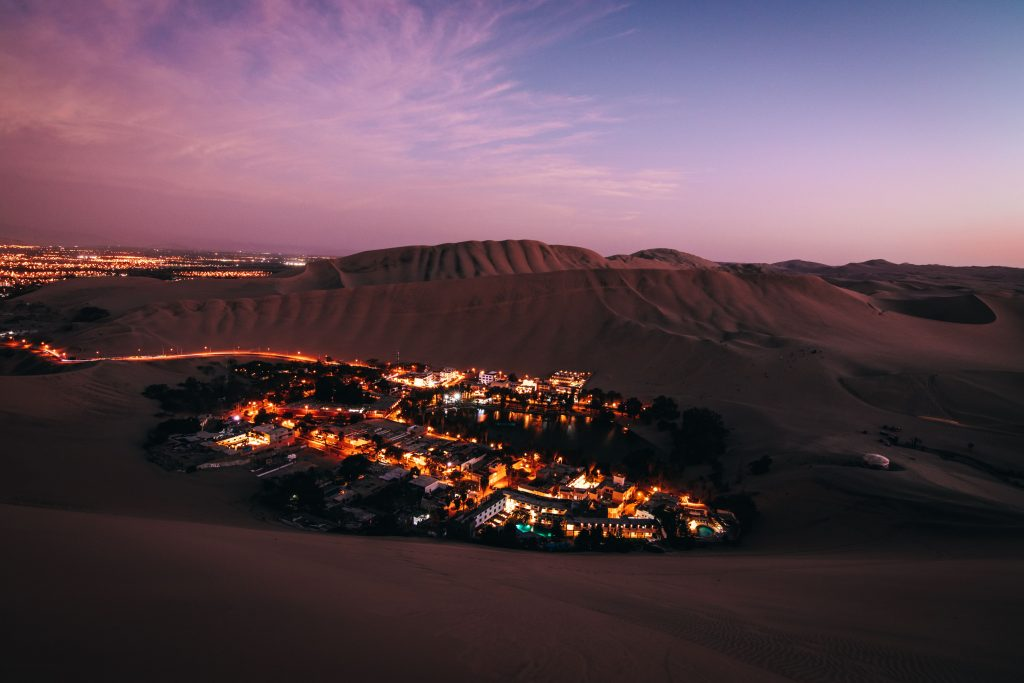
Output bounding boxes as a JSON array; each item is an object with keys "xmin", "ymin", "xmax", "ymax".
[{"xmin": 873, "ymin": 293, "xmax": 997, "ymax": 324}]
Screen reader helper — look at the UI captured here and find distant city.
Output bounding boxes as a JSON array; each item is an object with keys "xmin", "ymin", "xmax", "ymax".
[{"xmin": 0, "ymin": 243, "xmax": 322, "ymax": 298}]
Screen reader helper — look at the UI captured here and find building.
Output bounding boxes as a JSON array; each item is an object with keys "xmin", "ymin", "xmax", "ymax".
[
  {"xmin": 251, "ymin": 424, "xmax": 294, "ymax": 446},
  {"xmin": 548, "ymin": 370, "xmax": 591, "ymax": 394},
  {"xmin": 597, "ymin": 474, "xmax": 637, "ymax": 504},
  {"xmin": 456, "ymin": 488, "xmax": 573, "ymax": 535},
  {"xmin": 410, "ymin": 475, "xmax": 442, "ymax": 495},
  {"xmin": 213, "ymin": 424, "xmax": 294, "ymax": 453},
  {"xmin": 466, "ymin": 492, "xmax": 507, "ymax": 529},
  {"xmin": 363, "ymin": 396, "xmax": 401, "ymax": 418},
  {"xmin": 436, "ymin": 367, "xmax": 462, "ymax": 385},
  {"xmin": 380, "ymin": 466, "xmax": 411, "ymax": 482},
  {"xmin": 565, "ymin": 516, "xmax": 661, "ymax": 540},
  {"xmin": 514, "ymin": 378, "xmax": 538, "ymax": 394},
  {"xmin": 478, "ymin": 369, "xmax": 504, "ymax": 385}
]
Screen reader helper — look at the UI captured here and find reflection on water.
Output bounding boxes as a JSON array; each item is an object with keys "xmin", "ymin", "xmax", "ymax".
[{"xmin": 428, "ymin": 407, "xmax": 645, "ymax": 464}]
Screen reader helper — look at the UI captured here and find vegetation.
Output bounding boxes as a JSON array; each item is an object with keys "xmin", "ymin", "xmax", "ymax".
[
  {"xmin": 146, "ymin": 417, "xmax": 201, "ymax": 446},
  {"xmin": 643, "ymin": 395, "xmax": 680, "ymax": 424},
  {"xmin": 260, "ymin": 470, "xmax": 325, "ymax": 515},
  {"xmin": 672, "ymin": 407, "xmax": 730, "ymax": 466},
  {"xmin": 622, "ymin": 397, "xmax": 643, "ymax": 418},
  {"xmin": 143, "ymin": 375, "xmax": 248, "ymax": 413},
  {"xmin": 142, "ymin": 359, "xmax": 383, "ymax": 413},
  {"xmin": 314, "ymin": 375, "xmax": 368, "ymax": 404},
  {"xmin": 747, "ymin": 455, "xmax": 773, "ymax": 475},
  {"xmin": 710, "ymin": 493, "xmax": 759, "ymax": 530}
]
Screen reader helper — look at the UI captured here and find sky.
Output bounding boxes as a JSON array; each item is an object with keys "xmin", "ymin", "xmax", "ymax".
[{"xmin": 0, "ymin": 0, "xmax": 1022, "ymax": 265}]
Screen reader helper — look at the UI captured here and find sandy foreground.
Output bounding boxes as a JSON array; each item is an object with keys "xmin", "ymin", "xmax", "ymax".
[
  {"xmin": 3, "ymin": 502, "xmax": 1022, "ymax": 683},
  {"xmin": 0, "ymin": 361, "xmax": 1022, "ymax": 682}
]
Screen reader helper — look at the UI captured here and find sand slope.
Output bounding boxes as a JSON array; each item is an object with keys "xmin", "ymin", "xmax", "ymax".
[
  {"xmin": 2, "ymin": 502, "xmax": 1022, "ymax": 683},
  {"xmin": 774, "ymin": 258, "xmax": 1024, "ymax": 325},
  {"xmin": 3, "ymin": 240, "xmax": 1024, "ymax": 680}
]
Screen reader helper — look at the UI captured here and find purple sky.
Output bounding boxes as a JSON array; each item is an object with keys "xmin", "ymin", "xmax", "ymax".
[{"xmin": 1, "ymin": 0, "xmax": 1022, "ymax": 265}]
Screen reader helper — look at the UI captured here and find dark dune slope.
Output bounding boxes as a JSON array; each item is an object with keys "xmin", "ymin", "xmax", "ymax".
[{"xmin": 874, "ymin": 293, "xmax": 997, "ymax": 324}]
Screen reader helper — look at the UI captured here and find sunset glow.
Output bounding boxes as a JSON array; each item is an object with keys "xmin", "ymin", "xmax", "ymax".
[{"xmin": 1, "ymin": 0, "xmax": 1021, "ymax": 264}]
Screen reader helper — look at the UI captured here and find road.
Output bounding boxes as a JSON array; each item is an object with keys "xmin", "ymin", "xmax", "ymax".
[{"xmin": 9, "ymin": 340, "xmax": 357, "ymax": 366}]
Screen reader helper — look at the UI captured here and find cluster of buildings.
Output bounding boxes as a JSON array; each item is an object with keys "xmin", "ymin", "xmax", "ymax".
[
  {"xmin": 474, "ymin": 368, "xmax": 592, "ymax": 398},
  {"xmin": 146, "ymin": 359, "xmax": 739, "ymax": 548},
  {"xmin": 386, "ymin": 367, "xmax": 464, "ymax": 389},
  {"xmin": 454, "ymin": 460, "xmax": 738, "ymax": 544},
  {"xmin": 214, "ymin": 423, "xmax": 295, "ymax": 453},
  {"xmin": 0, "ymin": 242, "xmax": 288, "ymax": 297},
  {"xmin": 147, "ymin": 417, "xmax": 298, "ymax": 471},
  {"xmin": 382, "ymin": 363, "xmax": 591, "ymax": 403},
  {"xmin": 336, "ymin": 419, "xmax": 505, "ymax": 492},
  {"xmin": 277, "ymin": 395, "xmax": 400, "ymax": 419},
  {"xmin": 314, "ymin": 417, "xmax": 738, "ymax": 544}
]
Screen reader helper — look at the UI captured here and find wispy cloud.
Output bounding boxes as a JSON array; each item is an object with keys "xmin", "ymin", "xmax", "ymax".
[{"xmin": 0, "ymin": 0, "xmax": 679, "ymax": 222}]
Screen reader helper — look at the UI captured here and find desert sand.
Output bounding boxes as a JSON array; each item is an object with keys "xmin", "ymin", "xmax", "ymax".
[{"xmin": 2, "ymin": 239, "xmax": 1023, "ymax": 681}]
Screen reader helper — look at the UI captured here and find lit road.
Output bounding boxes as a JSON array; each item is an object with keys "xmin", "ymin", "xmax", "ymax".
[
  {"xmin": 47, "ymin": 349, "xmax": 323, "ymax": 364},
  {"xmin": 6, "ymin": 340, "xmax": 368, "ymax": 367}
]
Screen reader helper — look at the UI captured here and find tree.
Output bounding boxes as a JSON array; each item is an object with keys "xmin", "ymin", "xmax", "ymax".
[
  {"xmin": 269, "ymin": 470, "xmax": 325, "ymax": 514},
  {"xmin": 652, "ymin": 506, "xmax": 677, "ymax": 540},
  {"xmin": 478, "ymin": 525, "xmax": 499, "ymax": 545},
  {"xmin": 645, "ymin": 395, "xmax": 680, "ymax": 423},
  {"xmin": 674, "ymin": 407, "xmax": 729, "ymax": 466},
  {"xmin": 622, "ymin": 397, "xmax": 643, "ymax": 419},
  {"xmin": 337, "ymin": 455, "xmax": 370, "ymax": 482},
  {"xmin": 498, "ymin": 521, "xmax": 519, "ymax": 548},
  {"xmin": 709, "ymin": 459, "xmax": 726, "ymax": 491},
  {"xmin": 584, "ymin": 388, "xmax": 606, "ymax": 409},
  {"xmin": 710, "ymin": 493, "xmax": 759, "ymax": 530},
  {"xmin": 574, "ymin": 529, "xmax": 592, "ymax": 551},
  {"xmin": 623, "ymin": 448, "xmax": 654, "ymax": 480},
  {"xmin": 747, "ymin": 455, "xmax": 773, "ymax": 475},
  {"xmin": 145, "ymin": 417, "xmax": 201, "ymax": 446}
]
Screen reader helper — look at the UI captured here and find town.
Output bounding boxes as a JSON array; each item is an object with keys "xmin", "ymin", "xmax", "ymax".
[
  {"xmin": 142, "ymin": 356, "xmax": 743, "ymax": 551},
  {"xmin": 0, "ymin": 242, "xmax": 310, "ymax": 298}
]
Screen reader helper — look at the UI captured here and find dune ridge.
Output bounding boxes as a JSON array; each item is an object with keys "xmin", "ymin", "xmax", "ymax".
[{"xmin": 294, "ymin": 239, "xmax": 721, "ymax": 289}]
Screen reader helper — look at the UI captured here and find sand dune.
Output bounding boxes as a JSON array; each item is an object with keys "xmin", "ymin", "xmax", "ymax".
[
  {"xmin": 872, "ymin": 292, "xmax": 997, "ymax": 324},
  {"xmin": 318, "ymin": 239, "xmax": 720, "ymax": 287},
  {"xmin": 3, "ymin": 502, "xmax": 1022, "ymax": 683},
  {"xmin": 773, "ymin": 258, "xmax": 1024, "ymax": 294},
  {"xmin": 16, "ymin": 239, "xmax": 718, "ymax": 317},
  {"xmin": 42, "ymin": 255, "xmax": 1024, "ymax": 459},
  {"xmin": 3, "ymin": 239, "xmax": 1023, "ymax": 681},
  {"xmin": 324, "ymin": 239, "xmax": 613, "ymax": 286}
]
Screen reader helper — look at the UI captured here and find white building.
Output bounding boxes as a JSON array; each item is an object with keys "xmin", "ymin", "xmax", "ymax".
[
  {"xmin": 410, "ymin": 475, "xmax": 442, "ymax": 495},
  {"xmin": 436, "ymin": 367, "xmax": 462, "ymax": 385},
  {"xmin": 478, "ymin": 369, "xmax": 503, "ymax": 385},
  {"xmin": 514, "ymin": 378, "xmax": 538, "ymax": 394}
]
